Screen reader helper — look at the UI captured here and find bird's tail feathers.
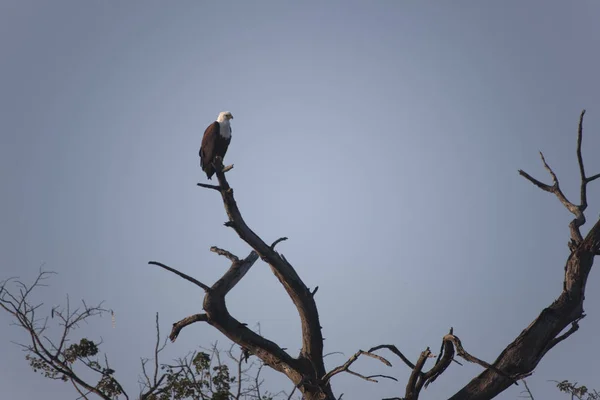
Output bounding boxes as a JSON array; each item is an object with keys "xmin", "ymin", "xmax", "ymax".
[{"xmin": 203, "ymin": 166, "xmax": 214, "ymax": 180}]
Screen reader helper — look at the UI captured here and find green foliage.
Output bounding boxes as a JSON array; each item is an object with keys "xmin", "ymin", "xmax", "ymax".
[
  {"xmin": 149, "ymin": 351, "xmax": 237, "ymax": 400},
  {"xmin": 23, "ymin": 333, "xmax": 283, "ymax": 400},
  {"xmin": 26, "ymin": 338, "xmax": 123, "ymax": 398},
  {"xmin": 64, "ymin": 338, "xmax": 99, "ymax": 362},
  {"xmin": 26, "ymin": 354, "xmax": 67, "ymax": 381},
  {"xmin": 2, "ymin": 270, "xmax": 288, "ymax": 400},
  {"xmin": 555, "ymin": 380, "xmax": 600, "ymax": 400},
  {"xmin": 97, "ymin": 373, "xmax": 122, "ymax": 398}
]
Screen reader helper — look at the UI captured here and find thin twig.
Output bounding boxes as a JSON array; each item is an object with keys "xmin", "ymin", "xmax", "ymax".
[
  {"xmin": 271, "ymin": 237, "xmax": 288, "ymax": 249},
  {"xmin": 152, "ymin": 313, "xmax": 161, "ymax": 387},
  {"xmin": 369, "ymin": 344, "xmax": 416, "ymax": 370},
  {"xmin": 210, "ymin": 246, "xmax": 239, "ymax": 262},
  {"xmin": 344, "ymin": 369, "xmax": 396, "ymax": 383},
  {"xmin": 587, "ymin": 172, "xmax": 600, "ymax": 182},
  {"xmin": 197, "ymin": 183, "xmax": 221, "ymax": 191},
  {"xmin": 521, "ymin": 379, "xmax": 535, "ymax": 399},
  {"xmin": 364, "ymin": 374, "xmax": 397, "ymax": 382},
  {"xmin": 577, "ymin": 110, "xmax": 588, "ymax": 209},
  {"xmin": 286, "ymin": 385, "xmax": 297, "ymax": 400},
  {"xmin": 322, "ymin": 350, "xmax": 392, "ymax": 383},
  {"xmin": 148, "ymin": 261, "xmax": 211, "ymax": 292}
]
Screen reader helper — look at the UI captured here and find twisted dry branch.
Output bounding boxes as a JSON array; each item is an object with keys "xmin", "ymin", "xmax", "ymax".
[
  {"xmin": 447, "ymin": 110, "xmax": 600, "ymax": 400},
  {"xmin": 322, "ymin": 350, "xmax": 393, "ymax": 383},
  {"xmin": 518, "ymin": 110, "xmax": 598, "ymax": 245},
  {"xmin": 368, "ymin": 111, "xmax": 600, "ymax": 400},
  {"xmin": 169, "ymin": 314, "xmax": 208, "ymax": 342},
  {"xmin": 151, "ymin": 157, "xmax": 335, "ymax": 399},
  {"xmin": 210, "ymin": 246, "xmax": 239, "ymax": 263}
]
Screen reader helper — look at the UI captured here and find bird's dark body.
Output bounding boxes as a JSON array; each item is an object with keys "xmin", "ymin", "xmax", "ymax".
[{"xmin": 199, "ymin": 121, "xmax": 231, "ymax": 180}]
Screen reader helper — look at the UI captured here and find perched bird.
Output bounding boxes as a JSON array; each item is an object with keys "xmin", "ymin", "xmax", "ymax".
[{"xmin": 199, "ymin": 111, "xmax": 233, "ymax": 179}]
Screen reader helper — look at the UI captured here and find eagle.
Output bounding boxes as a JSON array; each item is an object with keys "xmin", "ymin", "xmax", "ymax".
[{"xmin": 199, "ymin": 111, "xmax": 233, "ymax": 180}]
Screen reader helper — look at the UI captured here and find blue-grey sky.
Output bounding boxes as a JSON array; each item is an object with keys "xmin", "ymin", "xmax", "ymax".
[{"xmin": 1, "ymin": 1, "xmax": 600, "ymax": 399}]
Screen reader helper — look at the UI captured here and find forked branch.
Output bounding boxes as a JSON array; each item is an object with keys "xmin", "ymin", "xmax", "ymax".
[
  {"xmin": 369, "ymin": 344, "xmax": 416, "ymax": 370},
  {"xmin": 518, "ymin": 110, "xmax": 598, "ymax": 245},
  {"xmin": 372, "ymin": 113, "xmax": 598, "ymax": 399},
  {"xmin": 372, "ymin": 329, "xmax": 518, "ymax": 400},
  {"xmin": 448, "ymin": 110, "xmax": 600, "ymax": 399},
  {"xmin": 322, "ymin": 350, "xmax": 393, "ymax": 383},
  {"xmin": 190, "ymin": 156, "xmax": 333, "ymax": 399},
  {"xmin": 150, "ymin": 241, "xmax": 307, "ymax": 395}
]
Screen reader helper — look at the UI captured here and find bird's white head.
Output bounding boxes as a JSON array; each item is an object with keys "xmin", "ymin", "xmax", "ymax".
[{"xmin": 217, "ymin": 111, "xmax": 234, "ymax": 123}]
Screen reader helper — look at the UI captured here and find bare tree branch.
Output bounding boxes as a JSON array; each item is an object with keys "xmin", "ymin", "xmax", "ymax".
[
  {"xmin": 153, "ymin": 313, "xmax": 162, "ymax": 385},
  {"xmin": 519, "ymin": 151, "xmax": 584, "ymax": 243},
  {"xmin": 373, "ymin": 313, "xmax": 554, "ymax": 398},
  {"xmin": 322, "ymin": 350, "xmax": 392, "ymax": 383},
  {"xmin": 435, "ymin": 332, "xmax": 518, "ymax": 386},
  {"xmin": 520, "ymin": 379, "xmax": 535, "ymax": 400},
  {"xmin": 144, "ymin": 111, "xmax": 599, "ymax": 400},
  {"xmin": 148, "ymin": 261, "xmax": 211, "ymax": 292},
  {"xmin": 343, "ymin": 369, "xmax": 397, "ymax": 383},
  {"xmin": 404, "ymin": 348, "xmax": 434, "ymax": 399},
  {"xmin": 156, "ymin": 155, "xmax": 334, "ymax": 400},
  {"xmin": 211, "ymin": 246, "xmax": 240, "ymax": 262},
  {"xmin": 137, "ymin": 313, "xmax": 171, "ymax": 399},
  {"xmin": 151, "ymin": 239, "xmax": 307, "ymax": 394},
  {"xmin": 287, "ymin": 385, "xmax": 298, "ymax": 400},
  {"xmin": 212, "ymin": 156, "xmax": 326, "ymax": 364},
  {"xmin": 70, "ymin": 378, "xmax": 91, "ymax": 400},
  {"xmin": 169, "ymin": 313, "xmax": 209, "ymax": 342},
  {"xmin": 3, "ymin": 269, "xmax": 300, "ymax": 400},
  {"xmin": 197, "ymin": 182, "xmax": 221, "ymax": 191},
  {"xmin": 271, "ymin": 237, "xmax": 288, "ymax": 249},
  {"xmin": 587, "ymin": 173, "xmax": 600, "ymax": 182},
  {"xmin": 211, "ymin": 250, "xmax": 259, "ymax": 296},
  {"xmin": 369, "ymin": 344, "xmax": 416, "ymax": 370},
  {"xmin": 449, "ymin": 110, "xmax": 600, "ymax": 399}
]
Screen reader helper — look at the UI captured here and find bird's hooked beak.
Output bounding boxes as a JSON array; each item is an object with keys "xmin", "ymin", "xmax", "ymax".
[{"xmin": 230, "ymin": 115, "xmax": 234, "ymax": 119}]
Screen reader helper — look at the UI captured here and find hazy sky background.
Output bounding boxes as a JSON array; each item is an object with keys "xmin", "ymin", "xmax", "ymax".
[{"xmin": 1, "ymin": 1, "xmax": 600, "ymax": 399}]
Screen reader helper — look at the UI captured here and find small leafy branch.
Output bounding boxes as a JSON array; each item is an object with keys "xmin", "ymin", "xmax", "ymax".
[{"xmin": 0, "ymin": 271, "xmax": 296, "ymax": 400}]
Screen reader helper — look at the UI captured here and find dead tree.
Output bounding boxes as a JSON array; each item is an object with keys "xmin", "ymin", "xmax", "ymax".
[
  {"xmin": 149, "ymin": 163, "xmax": 394, "ymax": 399},
  {"xmin": 368, "ymin": 109, "xmax": 600, "ymax": 399},
  {"xmin": 150, "ymin": 110, "xmax": 598, "ymax": 400}
]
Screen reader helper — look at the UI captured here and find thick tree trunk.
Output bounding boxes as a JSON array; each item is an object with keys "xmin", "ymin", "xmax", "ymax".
[{"xmin": 449, "ymin": 241, "xmax": 596, "ymax": 399}]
